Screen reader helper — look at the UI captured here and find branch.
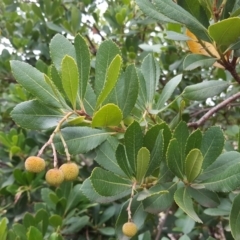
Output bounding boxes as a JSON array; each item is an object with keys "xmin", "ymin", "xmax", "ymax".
[
  {"xmin": 188, "ymin": 92, "xmax": 240, "ymax": 128},
  {"xmin": 224, "ymin": 62, "xmax": 240, "ymax": 84}
]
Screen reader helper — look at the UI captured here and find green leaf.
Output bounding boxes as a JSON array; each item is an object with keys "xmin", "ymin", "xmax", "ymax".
[
  {"xmin": 0, "ymin": 218, "xmax": 7, "ymax": 240},
  {"xmin": 188, "ymin": 188, "xmax": 220, "ymax": 208},
  {"xmin": 81, "ymin": 178, "xmax": 129, "ymax": 203},
  {"xmin": 143, "ymin": 182, "xmax": 177, "ymax": 214},
  {"xmin": 179, "ymin": 235, "xmax": 191, "ymax": 240},
  {"xmin": 11, "ymin": 100, "xmax": 64, "ymax": 130},
  {"xmin": 121, "ymin": 65, "xmax": 139, "ymax": 118},
  {"xmin": 154, "ymin": 0, "xmax": 210, "ymax": 42},
  {"xmin": 146, "ymin": 130, "xmax": 164, "ymax": 176},
  {"xmin": 173, "ymin": 121, "xmax": 189, "ymax": 169},
  {"xmin": 156, "ymin": 74, "xmax": 182, "ymax": 110},
  {"xmin": 35, "ymin": 209, "xmax": 49, "ymax": 236},
  {"xmin": 231, "ymin": 1, "xmax": 240, "ymax": 17},
  {"xmin": 48, "ymin": 232, "xmax": 63, "ymax": 240},
  {"xmin": 49, "ymin": 215, "xmax": 62, "ymax": 228},
  {"xmin": 202, "ymin": 163, "xmax": 240, "ymax": 192},
  {"xmin": 136, "ymin": 147, "xmax": 150, "ymax": 182},
  {"xmin": 230, "ymin": 193, "xmax": 240, "ymax": 240},
  {"xmin": 167, "ymin": 139, "xmax": 184, "ymax": 179},
  {"xmin": 50, "ymin": 65, "xmax": 64, "ymax": 94},
  {"xmin": 32, "ymin": 4, "xmax": 44, "ymax": 21},
  {"xmin": 61, "ymin": 55, "xmax": 79, "ymax": 110},
  {"xmin": 198, "ymin": 151, "xmax": 240, "ymax": 181},
  {"xmin": 46, "ymin": 22, "xmax": 66, "ymax": 34},
  {"xmin": 27, "ymin": 226, "xmax": 43, "ymax": 240},
  {"xmin": 10, "ymin": 61, "xmax": 61, "ymax": 108},
  {"xmin": 92, "ymin": 104, "xmax": 122, "ymax": 127},
  {"xmin": 109, "ymin": 65, "xmax": 139, "ymax": 118},
  {"xmin": 141, "ymin": 54, "xmax": 160, "ymax": 108},
  {"xmin": 41, "ymin": 188, "xmax": 56, "ymax": 210},
  {"xmin": 185, "ymin": 149, "xmax": 203, "ymax": 183},
  {"xmin": 98, "ymin": 205, "xmax": 117, "ymax": 225},
  {"xmin": 83, "ymin": 83, "xmax": 96, "ymax": 116},
  {"xmin": 95, "ymin": 40, "xmax": 120, "ymax": 96},
  {"xmin": 12, "ymin": 224, "xmax": 27, "ymax": 240},
  {"xmin": 165, "ymin": 31, "xmax": 191, "ymax": 41},
  {"xmin": 95, "ymin": 137, "xmax": 126, "ymax": 177},
  {"xmin": 174, "ymin": 187, "xmax": 202, "ymax": 223},
  {"xmin": 204, "ymin": 209, "xmax": 229, "ymax": 216},
  {"xmin": 23, "ymin": 213, "xmax": 36, "ymax": 229},
  {"xmin": 137, "ymin": 68, "xmax": 148, "ymax": 110},
  {"xmin": 116, "ymin": 144, "xmax": 133, "ymax": 178},
  {"xmin": 44, "ymin": 74, "xmax": 67, "ymax": 109},
  {"xmin": 178, "ymin": 0, "xmax": 209, "ymax": 28},
  {"xmin": 50, "ymin": 34, "xmax": 76, "ymax": 71},
  {"xmin": 54, "ymin": 127, "xmax": 109, "ymax": 155},
  {"xmin": 65, "ymin": 184, "xmax": 83, "ymax": 214},
  {"xmin": 125, "ymin": 121, "xmax": 143, "ymax": 173},
  {"xmin": 185, "ymin": 129, "xmax": 202, "ymax": 156},
  {"xmin": 71, "ymin": 6, "xmax": 81, "ymax": 32},
  {"xmin": 144, "ymin": 124, "xmax": 164, "ymax": 152},
  {"xmin": 98, "ymin": 227, "xmax": 115, "ymax": 236},
  {"xmin": 183, "ymin": 54, "xmax": 217, "ymax": 70},
  {"xmin": 74, "ymin": 34, "xmax": 90, "ymax": 100},
  {"xmin": 135, "ymin": 0, "xmax": 177, "ymax": 23},
  {"xmin": 61, "ymin": 216, "xmax": 89, "ymax": 234},
  {"xmin": 182, "ymin": 80, "xmax": 229, "ymax": 101},
  {"xmin": 201, "ymin": 126, "xmax": 225, "ymax": 169},
  {"xmin": 221, "ymin": 0, "xmax": 236, "ymax": 19},
  {"xmin": 96, "ymin": 55, "xmax": 122, "ymax": 108},
  {"xmin": 90, "ymin": 167, "xmax": 132, "ymax": 197},
  {"xmin": 238, "ymin": 127, "xmax": 240, "ymax": 153},
  {"xmin": 208, "ymin": 17, "xmax": 240, "ymax": 52}
]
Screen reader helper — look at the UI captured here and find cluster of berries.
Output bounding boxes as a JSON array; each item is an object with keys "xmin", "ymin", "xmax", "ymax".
[
  {"xmin": 25, "ymin": 156, "xmax": 137, "ymax": 237},
  {"xmin": 25, "ymin": 156, "xmax": 79, "ymax": 186}
]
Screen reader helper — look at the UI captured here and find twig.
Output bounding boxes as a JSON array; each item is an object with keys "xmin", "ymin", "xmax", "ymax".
[
  {"xmin": 155, "ymin": 209, "xmax": 170, "ymax": 240},
  {"xmin": 85, "ymin": 35, "xmax": 97, "ymax": 55},
  {"xmin": 188, "ymin": 92, "xmax": 240, "ymax": 128},
  {"xmin": 127, "ymin": 181, "xmax": 137, "ymax": 221},
  {"xmin": 37, "ymin": 112, "xmax": 74, "ymax": 157},
  {"xmin": 92, "ymin": 24, "xmax": 105, "ymax": 41},
  {"xmin": 190, "ymin": 107, "xmax": 211, "ymax": 118},
  {"xmin": 224, "ymin": 62, "xmax": 240, "ymax": 84}
]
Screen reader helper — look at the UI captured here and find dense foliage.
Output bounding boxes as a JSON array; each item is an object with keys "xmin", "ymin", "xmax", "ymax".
[{"xmin": 1, "ymin": 0, "xmax": 240, "ymax": 240}]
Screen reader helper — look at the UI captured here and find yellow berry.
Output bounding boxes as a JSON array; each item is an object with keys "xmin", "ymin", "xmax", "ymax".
[
  {"xmin": 25, "ymin": 156, "xmax": 45, "ymax": 173},
  {"xmin": 60, "ymin": 162, "xmax": 79, "ymax": 181},
  {"xmin": 45, "ymin": 168, "xmax": 64, "ymax": 186},
  {"xmin": 122, "ymin": 222, "xmax": 138, "ymax": 237}
]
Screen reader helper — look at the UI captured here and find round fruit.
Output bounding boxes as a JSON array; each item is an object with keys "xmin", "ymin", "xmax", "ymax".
[
  {"xmin": 25, "ymin": 156, "xmax": 45, "ymax": 173},
  {"xmin": 45, "ymin": 168, "xmax": 64, "ymax": 186},
  {"xmin": 122, "ymin": 222, "xmax": 138, "ymax": 237},
  {"xmin": 60, "ymin": 162, "xmax": 79, "ymax": 181}
]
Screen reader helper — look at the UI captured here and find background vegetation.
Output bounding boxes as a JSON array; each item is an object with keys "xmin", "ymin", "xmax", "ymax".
[{"xmin": 1, "ymin": 0, "xmax": 240, "ymax": 239}]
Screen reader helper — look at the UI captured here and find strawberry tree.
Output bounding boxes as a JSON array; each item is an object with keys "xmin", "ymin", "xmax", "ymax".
[{"xmin": 4, "ymin": 0, "xmax": 240, "ymax": 239}]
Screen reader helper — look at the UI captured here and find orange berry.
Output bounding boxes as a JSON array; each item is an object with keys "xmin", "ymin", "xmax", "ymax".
[
  {"xmin": 60, "ymin": 162, "xmax": 79, "ymax": 181},
  {"xmin": 25, "ymin": 156, "xmax": 45, "ymax": 173},
  {"xmin": 45, "ymin": 168, "xmax": 64, "ymax": 186},
  {"xmin": 122, "ymin": 222, "xmax": 138, "ymax": 237}
]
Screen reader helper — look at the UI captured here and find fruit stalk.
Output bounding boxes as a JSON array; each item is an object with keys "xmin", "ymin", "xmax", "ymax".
[
  {"xmin": 37, "ymin": 111, "xmax": 74, "ymax": 157},
  {"xmin": 59, "ymin": 131, "xmax": 71, "ymax": 162},
  {"xmin": 127, "ymin": 181, "xmax": 137, "ymax": 221}
]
